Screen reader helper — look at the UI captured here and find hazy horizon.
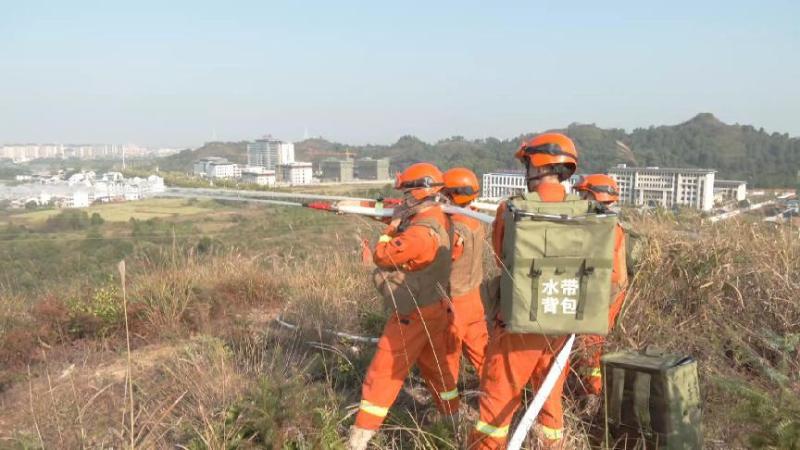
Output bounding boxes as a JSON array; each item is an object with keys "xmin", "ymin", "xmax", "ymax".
[{"xmin": 2, "ymin": 1, "xmax": 798, "ymax": 148}]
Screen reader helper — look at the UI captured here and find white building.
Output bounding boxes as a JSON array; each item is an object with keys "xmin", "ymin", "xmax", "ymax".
[
  {"xmin": 482, "ymin": 171, "xmax": 526, "ymax": 200},
  {"xmin": 608, "ymin": 164, "xmax": 716, "ymax": 211},
  {"xmin": 481, "ymin": 172, "xmax": 578, "ymax": 201},
  {"xmin": 194, "ymin": 157, "xmax": 226, "ymax": 177},
  {"xmin": 247, "ymin": 138, "xmax": 295, "ymax": 170},
  {"xmin": 101, "ymin": 172, "xmax": 124, "ymax": 182},
  {"xmin": 208, "ymin": 162, "xmax": 239, "ymax": 179},
  {"xmin": 713, "ymin": 180, "xmax": 747, "ymax": 204},
  {"xmin": 278, "ymin": 162, "xmax": 313, "ymax": 185},
  {"xmin": 241, "ymin": 169, "xmax": 276, "ymax": 186},
  {"xmin": 147, "ymin": 175, "xmax": 166, "ymax": 193},
  {"xmin": 194, "ymin": 157, "xmax": 240, "ymax": 179},
  {"xmin": 63, "ymin": 190, "xmax": 90, "ymax": 208}
]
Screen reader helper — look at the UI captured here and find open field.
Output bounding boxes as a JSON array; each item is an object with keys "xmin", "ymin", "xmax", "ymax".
[{"xmin": 2, "ymin": 198, "xmax": 216, "ymax": 225}]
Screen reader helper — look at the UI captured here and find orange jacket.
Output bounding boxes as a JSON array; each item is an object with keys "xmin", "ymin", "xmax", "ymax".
[{"xmin": 373, "ymin": 206, "xmax": 450, "ymax": 272}]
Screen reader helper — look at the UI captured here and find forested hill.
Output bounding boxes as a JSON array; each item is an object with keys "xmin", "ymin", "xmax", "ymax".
[
  {"xmin": 297, "ymin": 113, "xmax": 799, "ymax": 187},
  {"xmin": 161, "ymin": 114, "xmax": 800, "ymax": 187}
]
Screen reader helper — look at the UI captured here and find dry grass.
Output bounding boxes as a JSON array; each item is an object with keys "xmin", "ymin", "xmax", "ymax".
[{"xmin": 0, "ymin": 212, "xmax": 797, "ymax": 449}]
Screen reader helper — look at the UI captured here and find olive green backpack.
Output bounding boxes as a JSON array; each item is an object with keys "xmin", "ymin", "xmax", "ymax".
[
  {"xmin": 601, "ymin": 348, "xmax": 703, "ymax": 449},
  {"xmin": 499, "ymin": 191, "xmax": 618, "ymax": 335}
]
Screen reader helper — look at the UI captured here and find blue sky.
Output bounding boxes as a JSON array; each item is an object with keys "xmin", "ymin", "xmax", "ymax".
[{"xmin": 1, "ymin": 0, "xmax": 798, "ymax": 147}]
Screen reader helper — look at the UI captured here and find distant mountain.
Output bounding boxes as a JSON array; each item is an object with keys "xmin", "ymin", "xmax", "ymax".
[{"xmin": 157, "ymin": 114, "xmax": 800, "ymax": 187}]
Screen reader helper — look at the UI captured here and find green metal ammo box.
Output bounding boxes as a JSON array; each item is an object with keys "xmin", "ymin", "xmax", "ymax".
[{"xmin": 601, "ymin": 348, "xmax": 703, "ymax": 449}]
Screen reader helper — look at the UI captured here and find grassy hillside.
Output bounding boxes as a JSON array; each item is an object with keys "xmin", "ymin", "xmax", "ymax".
[{"xmin": 0, "ymin": 200, "xmax": 797, "ymax": 448}]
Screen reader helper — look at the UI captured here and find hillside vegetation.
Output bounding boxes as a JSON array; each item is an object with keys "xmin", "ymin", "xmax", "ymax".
[
  {"xmin": 155, "ymin": 114, "xmax": 800, "ymax": 188},
  {"xmin": 297, "ymin": 113, "xmax": 799, "ymax": 187},
  {"xmin": 0, "ymin": 199, "xmax": 797, "ymax": 449}
]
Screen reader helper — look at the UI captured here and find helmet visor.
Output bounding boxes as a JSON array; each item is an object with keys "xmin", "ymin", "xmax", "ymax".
[
  {"xmin": 521, "ymin": 143, "xmax": 578, "ymax": 161},
  {"xmin": 444, "ymin": 186, "xmax": 477, "ymax": 196},
  {"xmin": 585, "ymin": 183, "xmax": 619, "ymax": 197},
  {"xmin": 397, "ymin": 177, "xmax": 444, "ymax": 190}
]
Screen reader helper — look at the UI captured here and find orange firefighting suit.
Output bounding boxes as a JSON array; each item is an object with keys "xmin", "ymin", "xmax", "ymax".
[
  {"xmin": 574, "ymin": 224, "xmax": 628, "ymax": 394},
  {"xmin": 446, "ymin": 211, "xmax": 489, "ymax": 377},
  {"xmin": 470, "ymin": 181, "xmax": 576, "ymax": 449},
  {"xmin": 354, "ymin": 205, "xmax": 460, "ymax": 430}
]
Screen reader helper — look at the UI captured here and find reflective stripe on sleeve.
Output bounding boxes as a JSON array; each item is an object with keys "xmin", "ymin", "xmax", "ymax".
[
  {"xmin": 474, "ymin": 421, "xmax": 509, "ymax": 438},
  {"xmin": 439, "ymin": 388, "xmax": 459, "ymax": 401},
  {"xmin": 378, "ymin": 235, "xmax": 392, "ymax": 243},
  {"xmin": 359, "ymin": 400, "xmax": 389, "ymax": 418},
  {"xmin": 590, "ymin": 367, "xmax": 602, "ymax": 378},
  {"xmin": 540, "ymin": 425, "xmax": 563, "ymax": 440}
]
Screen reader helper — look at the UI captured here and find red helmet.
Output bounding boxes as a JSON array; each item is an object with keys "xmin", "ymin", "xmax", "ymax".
[
  {"xmin": 574, "ymin": 174, "xmax": 620, "ymax": 204},
  {"xmin": 443, "ymin": 167, "xmax": 480, "ymax": 205},
  {"xmin": 515, "ymin": 133, "xmax": 578, "ymax": 180},
  {"xmin": 395, "ymin": 162, "xmax": 444, "ymax": 201}
]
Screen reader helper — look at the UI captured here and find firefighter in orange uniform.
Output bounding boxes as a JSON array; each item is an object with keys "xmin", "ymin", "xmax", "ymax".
[
  {"xmin": 571, "ymin": 174, "xmax": 628, "ymax": 401},
  {"xmin": 442, "ymin": 167, "xmax": 489, "ymax": 377},
  {"xmin": 470, "ymin": 133, "xmax": 580, "ymax": 450},
  {"xmin": 348, "ymin": 163, "xmax": 459, "ymax": 450}
]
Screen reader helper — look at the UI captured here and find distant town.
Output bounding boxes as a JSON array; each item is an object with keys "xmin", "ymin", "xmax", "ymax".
[
  {"xmin": 193, "ymin": 136, "xmax": 391, "ymax": 186},
  {"xmin": 1, "ymin": 134, "xmax": 796, "ymax": 224},
  {"xmin": 0, "ymin": 143, "xmax": 180, "ymax": 162},
  {"xmin": 1, "ymin": 171, "xmax": 165, "ymax": 209}
]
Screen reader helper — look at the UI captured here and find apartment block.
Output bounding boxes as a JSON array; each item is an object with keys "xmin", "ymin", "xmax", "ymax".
[
  {"xmin": 320, "ymin": 159, "xmax": 354, "ymax": 182},
  {"xmin": 247, "ymin": 138, "xmax": 294, "ymax": 170},
  {"xmin": 355, "ymin": 158, "xmax": 390, "ymax": 180},
  {"xmin": 608, "ymin": 164, "xmax": 716, "ymax": 211}
]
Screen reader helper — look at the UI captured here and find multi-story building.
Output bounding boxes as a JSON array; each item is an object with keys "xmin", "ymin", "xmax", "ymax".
[
  {"xmin": 246, "ymin": 137, "xmax": 295, "ymax": 170},
  {"xmin": 713, "ymin": 180, "xmax": 747, "ymax": 204},
  {"xmin": 481, "ymin": 171, "xmax": 578, "ymax": 201},
  {"xmin": 278, "ymin": 162, "xmax": 313, "ymax": 185},
  {"xmin": 482, "ymin": 170, "xmax": 525, "ymax": 200},
  {"xmin": 241, "ymin": 169, "xmax": 276, "ymax": 186},
  {"xmin": 194, "ymin": 157, "xmax": 239, "ymax": 179},
  {"xmin": 209, "ymin": 162, "xmax": 240, "ymax": 179},
  {"xmin": 194, "ymin": 157, "xmax": 226, "ymax": 176},
  {"xmin": 355, "ymin": 158, "xmax": 390, "ymax": 180},
  {"xmin": 608, "ymin": 164, "xmax": 716, "ymax": 211},
  {"xmin": 320, "ymin": 159, "xmax": 354, "ymax": 182}
]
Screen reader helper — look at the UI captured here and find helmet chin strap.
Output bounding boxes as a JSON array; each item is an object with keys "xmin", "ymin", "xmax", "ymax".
[{"xmin": 524, "ymin": 160, "xmax": 553, "ymax": 184}]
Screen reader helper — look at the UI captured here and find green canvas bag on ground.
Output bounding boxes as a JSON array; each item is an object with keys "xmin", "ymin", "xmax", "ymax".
[
  {"xmin": 602, "ymin": 348, "xmax": 703, "ymax": 449},
  {"xmin": 499, "ymin": 192, "xmax": 617, "ymax": 335}
]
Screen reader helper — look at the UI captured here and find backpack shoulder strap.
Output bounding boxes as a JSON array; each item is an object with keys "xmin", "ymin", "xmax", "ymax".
[{"xmin": 519, "ymin": 191, "xmax": 542, "ymax": 202}]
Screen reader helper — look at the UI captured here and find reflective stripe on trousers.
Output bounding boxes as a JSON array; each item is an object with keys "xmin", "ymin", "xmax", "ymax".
[
  {"xmin": 474, "ymin": 420, "xmax": 509, "ymax": 438},
  {"xmin": 359, "ymin": 400, "xmax": 389, "ymax": 418},
  {"xmin": 540, "ymin": 424, "xmax": 563, "ymax": 440},
  {"xmin": 440, "ymin": 388, "xmax": 459, "ymax": 401}
]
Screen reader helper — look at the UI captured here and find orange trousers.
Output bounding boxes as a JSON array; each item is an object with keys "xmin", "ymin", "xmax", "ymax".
[
  {"xmin": 355, "ymin": 302, "xmax": 460, "ymax": 430},
  {"xmin": 574, "ymin": 289, "xmax": 627, "ymax": 394},
  {"xmin": 469, "ymin": 324, "xmax": 569, "ymax": 450},
  {"xmin": 447, "ymin": 287, "xmax": 489, "ymax": 377}
]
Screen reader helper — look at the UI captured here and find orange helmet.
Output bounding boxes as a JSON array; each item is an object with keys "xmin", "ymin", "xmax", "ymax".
[
  {"xmin": 443, "ymin": 167, "xmax": 480, "ymax": 205},
  {"xmin": 515, "ymin": 132, "xmax": 578, "ymax": 180},
  {"xmin": 394, "ymin": 162, "xmax": 444, "ymax": 201},
  {"xmin": 574, "ymin": 174, "xmax": 620, "ymax": 203}
]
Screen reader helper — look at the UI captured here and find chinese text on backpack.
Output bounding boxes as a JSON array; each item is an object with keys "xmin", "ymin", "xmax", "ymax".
[{"xmin": 499, "ymin": 192, "xmax": 617, "ymax": 335}]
